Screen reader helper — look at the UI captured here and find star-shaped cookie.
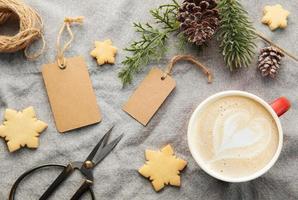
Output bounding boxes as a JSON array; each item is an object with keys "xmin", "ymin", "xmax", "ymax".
[
  {"xmin": 138, "ymin": 144, "xmax": 187, "ymax": 192},
  {"xmin": 90, "ymin": 39, "xmax": 117, "ymax": 65},
  {"xmin": 262, "ymin": 4, "xmax": 290, "ymax": 31},
  {"xmin": 0, "ymin": 107, "xmax": 47, "ymax": 152}
]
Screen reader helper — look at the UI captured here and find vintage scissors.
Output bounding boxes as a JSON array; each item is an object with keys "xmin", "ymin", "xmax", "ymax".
[{"xmin": 9, "ymin": 127, "xmax": 123, "ymax": 200}]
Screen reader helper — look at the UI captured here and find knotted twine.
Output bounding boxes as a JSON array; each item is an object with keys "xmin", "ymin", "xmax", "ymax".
[
  {"xmin": 162, "ymin": 55, "xmax": 213, "ymax": 83},
  {"xmin": 55, "ymin": 16, "xmax": 84, "ymax": 69},
  {"xmin": 0, "ymin": 0, "xmax": 45, "ymax": 59}
]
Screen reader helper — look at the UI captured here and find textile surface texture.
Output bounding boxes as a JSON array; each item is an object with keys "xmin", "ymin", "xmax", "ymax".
[{"xmin": 0, "ymin": 0, "xmax": 297, "ymax": 199}]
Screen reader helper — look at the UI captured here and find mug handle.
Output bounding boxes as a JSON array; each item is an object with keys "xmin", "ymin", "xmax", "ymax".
[{"xmin": 270, "ymin": 97, "xmax": 291, "ymax": 117}]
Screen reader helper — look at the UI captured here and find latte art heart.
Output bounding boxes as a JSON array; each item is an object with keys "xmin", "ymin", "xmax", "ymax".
[
  {"xmin": 211, "ymin": 110, "xmax": 272, "ymax": 161},
  {"xmin": 194, "ymin": 96, "xmax": 279, "ymax": 178}
]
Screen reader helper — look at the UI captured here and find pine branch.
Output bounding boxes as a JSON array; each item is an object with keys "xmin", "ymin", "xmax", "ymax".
[
  {"xmin": 119, "ymin": 23, "xmax": 168, "ymax": 85},
  {"xmin": 119, "ymin": 0, "xmax": 180, "ymax": 86},
  {"xmin": 150, "ymin": 1, "xmax": 180, "ymax": 30},
  {"xmin": 217, "ymin": 0, "xmax": 257, "ymax": 71}
]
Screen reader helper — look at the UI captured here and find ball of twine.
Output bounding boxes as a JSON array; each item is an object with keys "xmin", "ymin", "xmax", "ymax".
[{"xmin": 0, "ymin": 0, "xmax": 45, "ymax": 59}]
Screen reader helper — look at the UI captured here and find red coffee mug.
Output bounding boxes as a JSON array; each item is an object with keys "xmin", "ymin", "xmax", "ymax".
[
  {"xmin": 271, "ymin": 97, "xmax": 291, "ymax": 117},
  {"xmin": 188, "ymin": 91, "xmax": 291, "ymax": 182}
]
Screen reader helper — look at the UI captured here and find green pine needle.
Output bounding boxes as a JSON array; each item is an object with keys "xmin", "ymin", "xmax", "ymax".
[
  {"xmin": 119, "ymin": 0, "xmax": 180, "ymax": 86},
  {"xmin": 217, "ymin": 0, "xmax": 257, "ymax": 71}
]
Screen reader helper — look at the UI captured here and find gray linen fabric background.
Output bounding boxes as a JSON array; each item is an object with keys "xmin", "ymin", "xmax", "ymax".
[{"xmin": 0, "ymin": 0, "xmax": 297, "ymax": 199}]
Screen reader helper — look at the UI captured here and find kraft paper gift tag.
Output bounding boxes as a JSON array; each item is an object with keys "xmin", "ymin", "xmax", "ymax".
[
  {"xmin": 123, "ymin": 55, "xmax": 212, "ymax": 126},
  {"xmin": 42, "ymin": 56, "xmax": 101, "ymax": 133},
  {"xmin": 123, "ymin": 67, "xmax": 176, "ymax": 126},
  {"xmin": 42, "ymin": 17, "xmax": 101, "ymax": 133}
]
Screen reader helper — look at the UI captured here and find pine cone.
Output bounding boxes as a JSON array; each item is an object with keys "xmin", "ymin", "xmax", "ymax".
[
  {"xmin": 258, "ymin": 46, "xmax": 284, "ymax": 78},
  {"xmin": 177, "ymin": 0, "xmax": 219, "ymax": 46}
]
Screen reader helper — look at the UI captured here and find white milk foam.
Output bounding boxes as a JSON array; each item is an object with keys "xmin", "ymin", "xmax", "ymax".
[{"xmin": 194, "ymin": 96, "xmax": 279, "ymax": 178}]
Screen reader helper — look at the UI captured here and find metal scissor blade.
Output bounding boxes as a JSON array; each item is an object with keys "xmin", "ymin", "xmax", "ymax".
[
  {"xmin": 85, "ymin": 126, "xmax": 114, "ymax": 162},
  {"xmin": 93, "ymin": 134, "xmax": 123, "ymax": 166}
]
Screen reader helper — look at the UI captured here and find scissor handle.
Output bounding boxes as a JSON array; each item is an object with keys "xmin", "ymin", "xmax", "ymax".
[
  {"xmin": 39, "ymin": 163, "xmax": 74, "ymax": 200},
  {"xmin": 9, "ymin": 164, "xmax": 95, "ymax": 200},
  {"xmin": 9, "ymin": 164, "xmax": 64, "ymax": 200},
  {"xmin": 71, "ymin": 180, "xmax": 94, "ymax": 200}
]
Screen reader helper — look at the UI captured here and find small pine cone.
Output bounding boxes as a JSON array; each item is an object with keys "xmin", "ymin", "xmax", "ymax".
[
  {"xmin": 258, "ymin": 46, "xmax": 284, "ymax": 78},
  {"xmin": 177, "ymin": 0, "xmax": 219, "ymax": 46}
]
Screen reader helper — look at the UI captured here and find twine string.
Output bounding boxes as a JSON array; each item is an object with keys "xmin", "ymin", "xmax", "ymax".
[
  {"xmin": 0, "ymin": 0, "xmax": 45, "ymax": 60},
  {"xmin": 256, "ymin": 31, "xmax": 298, "ymax": 63},
  {"xmin": 162, "ymin": 55, "xmax": 213, "ymax": 83},
  {"xmin": 56, "ymin": 16, "xmax": 84, "ymax": 69}
]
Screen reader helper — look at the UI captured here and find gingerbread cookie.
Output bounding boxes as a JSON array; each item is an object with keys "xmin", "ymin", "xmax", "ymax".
[
  {"xmin": 0, "ymin": 107, "xmax": 47, "ymax": 152},
  {"xmin": 90, "ymin": 39, "xmax": 117, "ymax": 65},
  {"xmin": 262, "ymin": 4, "xmax": 290, "ymax": 31},
  {"xmin": 138, "ymin": 144, "xmax": 187, "ymax": 191}
]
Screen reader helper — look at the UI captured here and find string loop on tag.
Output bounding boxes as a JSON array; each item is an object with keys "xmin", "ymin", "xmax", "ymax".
[
  {"xmin": 56, "ymin": 16, "xmax": 84, "ymax": 69},
  {"xmin": 162, "ymin": 55, "xmax": 213, "ymax": 83}
]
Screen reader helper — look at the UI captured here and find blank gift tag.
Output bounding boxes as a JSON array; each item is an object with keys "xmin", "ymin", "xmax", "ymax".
[
  {"xmin": 123, "ymin": 67, "xmax": 176, "ymax": 126},
  {"xmin": 42, "ymin": 56, "xmax": 101, "ymax": 133}
]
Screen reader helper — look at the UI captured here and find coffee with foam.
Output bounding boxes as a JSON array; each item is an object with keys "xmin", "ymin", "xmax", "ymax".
[{"xmin": 193, "ymin": 96, "xmax": 279, "ymax": 178}]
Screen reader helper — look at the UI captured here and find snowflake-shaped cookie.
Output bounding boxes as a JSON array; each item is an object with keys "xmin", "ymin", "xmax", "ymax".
[
  {"xmin": 0, "ymin": 107, "xmax": 48, "ymax": 152},
  {"xmin": 262, "ymin": 4, "xmax": 290, "ymax": 31},
  {"xmin": 90, "ymin": 39, "xmax": 117, "ymax": 65},
  {"xmin": 138, "ymin": 144, "xmax": 187, "ymax": 191}
]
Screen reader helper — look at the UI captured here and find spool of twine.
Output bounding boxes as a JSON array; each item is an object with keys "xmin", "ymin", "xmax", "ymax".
[{"xmin": 0, "ymin": 0, "xmax": 45, "ymax": 59}]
